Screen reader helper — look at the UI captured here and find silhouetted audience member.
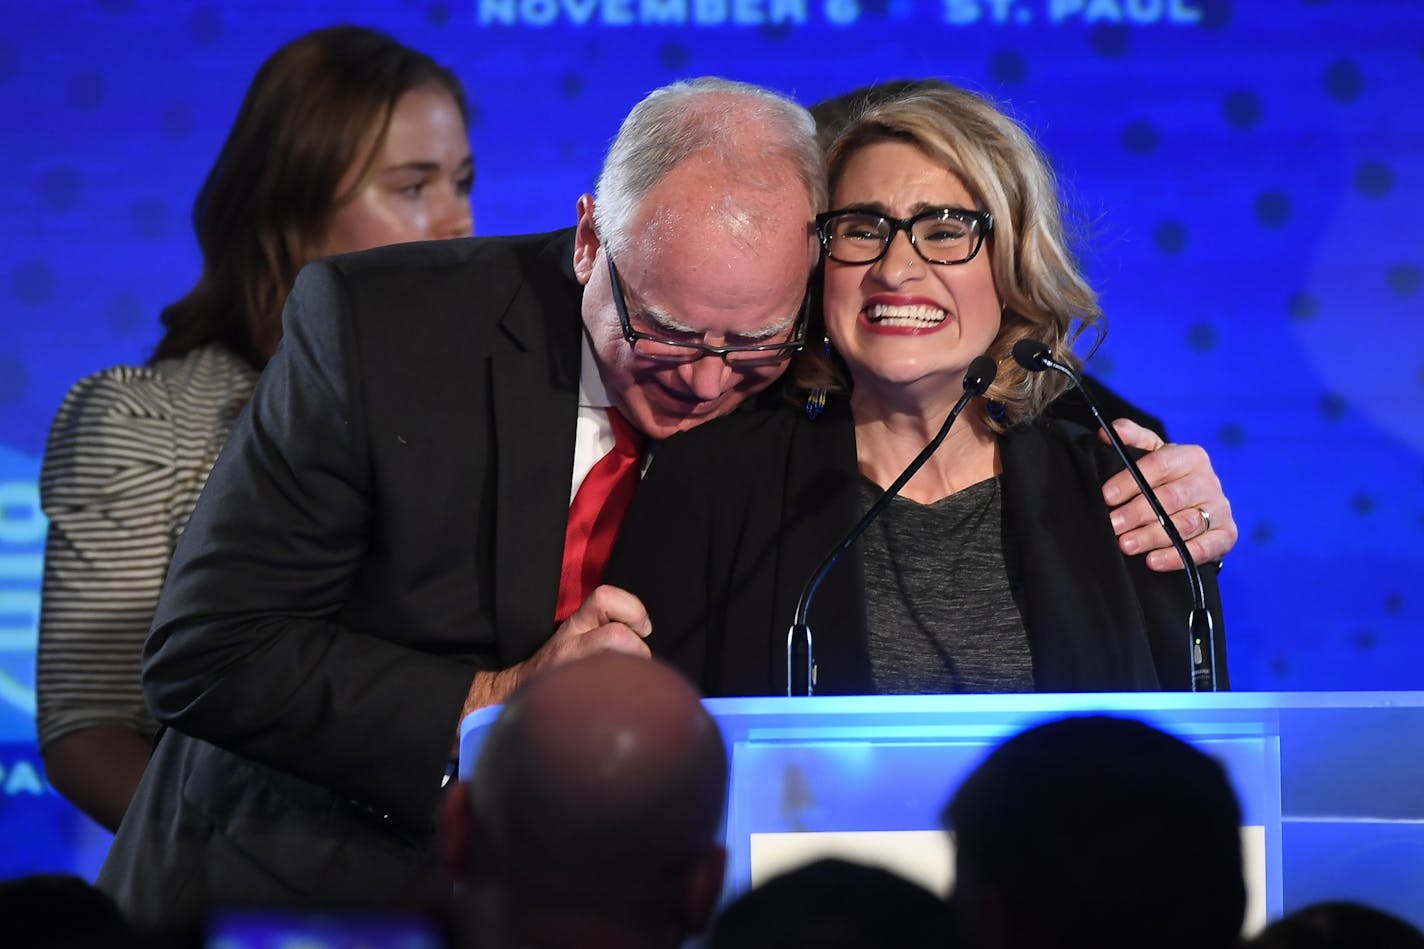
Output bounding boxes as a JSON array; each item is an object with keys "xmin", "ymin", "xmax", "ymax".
[
  {"xmin": 1249, "ymin": 901, "xmax": 1424, "ymax": 949},
  {"xmin": 1, "ymin": 873, "xmax": 149, "ymax": 949},
  {"xmin": 708, "ymin": 858, "xmax": 951, "ymax": 948},
  {"xmin": 944, "ymin": 714, "xmax": 1246, "ymax": 949},
  {"xmin": 441, "ymin": 653, "xmax": 729, "ymax": 949}
]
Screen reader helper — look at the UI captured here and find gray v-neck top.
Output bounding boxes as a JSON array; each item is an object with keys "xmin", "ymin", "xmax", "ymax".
[{"xmin": 859, "ymin": 475, "xmax": 1036, "ymax": 694}]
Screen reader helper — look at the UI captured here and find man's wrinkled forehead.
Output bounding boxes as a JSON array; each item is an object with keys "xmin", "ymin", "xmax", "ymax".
[
  {"xmin": 620, "ymin": 237, "xmax": 810, "ymax": 323},
  {"xmin": 633, "ymin": 288, "xmax": 804, "ymax": 340},
  {"xmin": 632, "ymin": 176, "xmax": 813, "ymax": 247}
]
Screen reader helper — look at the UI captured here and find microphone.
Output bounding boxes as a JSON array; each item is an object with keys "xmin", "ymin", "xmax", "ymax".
[
  {"xmin": 1010, "ymin": 338, "xmax": 1218, "ymax": 692},
  {"xmin": 786, "ymin": 354, "xmax": 997, "ymax": 696}
]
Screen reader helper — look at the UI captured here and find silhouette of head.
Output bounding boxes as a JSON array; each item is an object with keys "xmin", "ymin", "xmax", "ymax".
[
  {"xmin": 451, "ymin": 653, "xmax": 729, "ymax": 948},
  {"xmin": 709, "ymin": 858, "xmax": 950, "ymax": 948},
  {"xmin": 944, "ymin": 714, "xmax": 1246, "ymax": 949},
  {"xmin": 1250, "ymin": 900, "xmax": 1424, "ymax": 949}
]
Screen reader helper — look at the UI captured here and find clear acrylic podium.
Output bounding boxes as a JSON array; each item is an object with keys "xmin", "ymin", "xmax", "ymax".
[{"xmin": 459, "ymin": 691, "xmax": 1424, "ymax": 929}]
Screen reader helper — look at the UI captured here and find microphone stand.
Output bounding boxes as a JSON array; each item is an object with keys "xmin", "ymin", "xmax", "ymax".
[
  {"xmin": 786, "ymin": 355, "xmax": 997, "ymax": 696},
  {"xmin": 1011, "ymin": 339, "xmax": 1218, "ymax": 692}
]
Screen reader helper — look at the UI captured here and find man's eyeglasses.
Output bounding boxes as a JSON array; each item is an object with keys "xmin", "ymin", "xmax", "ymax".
[
  {"xmin": 607, "ymin": 253, "xmax": 807, "ymax": 367},
  {"xmin": 815, "ymin": 207, "xmax": 993, "ymax": 266}
]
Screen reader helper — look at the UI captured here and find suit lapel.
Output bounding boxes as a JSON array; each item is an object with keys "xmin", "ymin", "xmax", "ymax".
[
  {"xmin": 1000, "ymin": 422, "xmax": 1161, "ymax": 690},
  {"xmin": 491, "ymin": 231, "xmax": 583, "ymax": 666}
]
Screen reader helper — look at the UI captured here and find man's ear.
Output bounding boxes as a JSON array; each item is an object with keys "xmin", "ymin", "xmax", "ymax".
[
  {"xmin": 437, "ymin": 780, "xmax": 474, "ymax": 879},
  {"xmin": 676, "ymin": 844, "xmax": 728, "ymax": 935},
  {"xmin": 573, "ymin": 194, "xmax": 600, "ymax": 286}
]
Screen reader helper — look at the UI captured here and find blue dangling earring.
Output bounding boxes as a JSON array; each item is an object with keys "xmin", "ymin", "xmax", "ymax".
[
  {"xmin": 805, "ymin": 387, "xmax": 827, "ymax": 420},
  {"xmin": 805, "ymin": 335, "xmax": 831, "ymax": 420}
]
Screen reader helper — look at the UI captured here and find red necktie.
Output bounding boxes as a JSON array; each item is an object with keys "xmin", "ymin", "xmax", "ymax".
[{"xmin": 554, "ymin": 407, "xmax": 645, "ymax": 623}]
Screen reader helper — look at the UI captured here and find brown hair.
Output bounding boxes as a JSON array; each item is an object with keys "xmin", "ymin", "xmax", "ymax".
[
  {"xmin": 795, "ymin": 83, "xmax": 1103, "ymax": 431},
  {"xmin": 152, "ymin": 25, "xmax": 469, "ymax": 368}
]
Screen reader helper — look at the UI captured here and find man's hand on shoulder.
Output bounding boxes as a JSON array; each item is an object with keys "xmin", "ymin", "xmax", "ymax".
[
  {"xmin": 1100, "ymin": 418, "xmax": 1238, "ymax": 572},
  {"xmin": 460, "ymin": 585, "xmax": 652, "ymax": 719}
]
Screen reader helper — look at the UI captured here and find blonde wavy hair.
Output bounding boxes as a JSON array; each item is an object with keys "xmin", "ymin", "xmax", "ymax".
[{"xmin": 795, "ymin": 84, "xmax": 1104, "ymax": 431}]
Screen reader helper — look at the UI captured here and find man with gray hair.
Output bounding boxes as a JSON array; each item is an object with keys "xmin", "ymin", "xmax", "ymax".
[
  {"xmin": 441, "ymin": 653, "xmax": 729, "ymax": 949},
  {"xmin": 98, "ymin": 77, "xmax": 1233, "ymax": 925},
  {"xmin": 98, "ymin": 76, "xmax": 822, "ymax": 926}
]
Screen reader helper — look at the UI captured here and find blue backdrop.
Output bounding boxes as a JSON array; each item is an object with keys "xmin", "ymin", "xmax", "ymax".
[{"xmin": 1, "ymin": 0, "xmax": 1421, "ymax": 891}]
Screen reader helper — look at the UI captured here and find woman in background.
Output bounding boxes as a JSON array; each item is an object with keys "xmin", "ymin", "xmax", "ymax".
[
  {"xmin": 36, "ymin": 24, "xmax": 475, "ymax": 831},
  {"xmin": 606, "ymin": 84, "xmax": 1228, "ymax": 695}
]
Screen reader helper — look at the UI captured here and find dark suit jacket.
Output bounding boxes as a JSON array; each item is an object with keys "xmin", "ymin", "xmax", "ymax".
[
  {"xmin": 605, "ymin": 400, "xmax": 1227, "ymax": 696},
  {"xmin": 98, "ymin": 229, "xmax": 586, "ymax": 924}
]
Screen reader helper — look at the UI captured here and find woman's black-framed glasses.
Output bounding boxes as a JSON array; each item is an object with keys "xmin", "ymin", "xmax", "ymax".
[
  {"xmin": 606, "ymin": 252, "xmax": 808, "ymax": 367},
  {"xmin": 815, "ymin": 207, "xmax": 993, "ymax": 266}
]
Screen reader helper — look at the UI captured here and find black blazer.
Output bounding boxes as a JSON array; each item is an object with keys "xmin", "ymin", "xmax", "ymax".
[
  {"xmin": 99, "ymin": 229, "xmax": 587, "ymax": 924},
  {"xmin": 605, "ymin": 400, "xmax": 1227, "ymax": 696}
]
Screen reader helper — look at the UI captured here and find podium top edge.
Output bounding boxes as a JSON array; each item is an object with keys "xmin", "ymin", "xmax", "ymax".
[
  {"xmin": 459, "ymin": 690, "xmax": 1424, "ymax": 739},
  {"xmin": 704, "ymin": 690, "xmax": 1424, "ymax": 715}
]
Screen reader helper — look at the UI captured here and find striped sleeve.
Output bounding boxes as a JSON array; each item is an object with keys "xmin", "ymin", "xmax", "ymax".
[{"xmin": 35, "ymin": 346, "xmax": 256, "ymax": 749}]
